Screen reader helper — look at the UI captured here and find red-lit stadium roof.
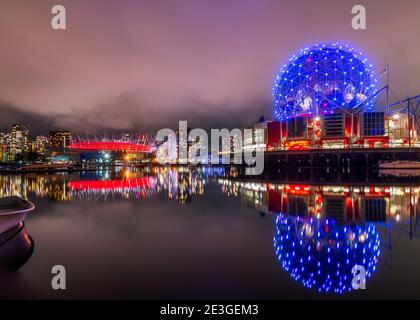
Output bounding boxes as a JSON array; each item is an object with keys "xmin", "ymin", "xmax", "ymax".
[
  {"xmin": 69, "ymin": 177, "xmax": 156, "ymax": 191},
  {"xmin": 68, "ymin": 141, "xmax": 154, "ymax": 153}
]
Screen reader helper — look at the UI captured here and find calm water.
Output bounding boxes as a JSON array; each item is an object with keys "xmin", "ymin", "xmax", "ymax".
[{"xmin": 0, "ymin": 166, "xmax": 420, "ymax": 299}]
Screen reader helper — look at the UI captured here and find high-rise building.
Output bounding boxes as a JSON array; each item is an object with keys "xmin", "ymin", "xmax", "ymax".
[
  {"xmin": 48, "ymin": 130, "xmax": 72, "ymax": 149},
  {"xmin": 176, "ymin": 126, "xmax": 191, "ymax": 164},
  {"xmin": 0, "ymin": 132, "xmax": 10, "ymax": 162},
  {"xmin": 32, "ymin": 135, "xmax": 49, "ymax": 156},
  {"xmin": 10, "ymin": 124, "xmax": 29, "ymax": 160}
]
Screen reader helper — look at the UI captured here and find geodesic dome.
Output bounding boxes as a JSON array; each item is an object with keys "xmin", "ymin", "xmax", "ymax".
[
  {"xmin": 273, "ymin": 215, "xmax": 380, "ymax": 294},
  {"xmin": 273, "ymin": 43, "xmax": 378, "ymax": 120}
]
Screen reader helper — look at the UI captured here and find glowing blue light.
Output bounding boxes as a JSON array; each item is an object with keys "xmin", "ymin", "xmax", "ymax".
[
  {"xmin": 273, "ymin": 43, "xmax": 377, "ymax": 120},
  {"xmin": 273, "ymin": 215, "xmax": 381, "ymax": 294}
]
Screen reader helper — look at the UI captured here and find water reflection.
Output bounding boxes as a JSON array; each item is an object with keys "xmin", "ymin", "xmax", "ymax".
[
  {"xmin": 0, "ymin": 166, "xmax": 225, "ymax": 203},
  {"xmin": 219, "ymin": 180, "xmax": 419, "ymax": 227},
  {"xmin": 0, "ymin": 166, "xmax": 420, "ymax": 296},
  {"xmin": 218, "ymin": 178, "xmax": 420, "ymax": 294},
  {"xmin": 274, "ymin": 215, "xmax": 380, "ymax": 294}
]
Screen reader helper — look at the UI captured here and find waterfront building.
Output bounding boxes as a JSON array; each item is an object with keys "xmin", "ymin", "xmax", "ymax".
[
  {"xmin": 10, "ymin": 124, "xmax": 29, "ymax": 161},
  {"xmin": 175, "ymin": 127, "xmax": 191, "ymax": 164},
  {"xmin": 267, "ymin": 43, "xmax": 418, "ymax": 151},
  {"xmin": 32, "ymin": 135, "xmax": 49, "ymax": 156},
  {"xmin": 244, "ymin": 120, "xmax": 267, "ymax": 153},
  {"xmin": 156, "ymin": 140, "xmax": 178, "ymax": 164},
  {"xmin": 48, "ymin": 130, "xmax": 72, "ymax": 149},
  {"xmin": 231, "ymin": 133, "xmax": 243, "ymax": 155},
  {"xmin": 0, "ymin": 132, "xmax": 10, "ymax": 162}
]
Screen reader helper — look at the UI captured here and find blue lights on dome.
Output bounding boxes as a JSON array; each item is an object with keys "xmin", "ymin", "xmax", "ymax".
[
  {"xmin": 273, "ymin": 215, "xmax": 381, "ymax": 294},
  {"xmin": 273, "ymin": 43, "xmax": 378, "ymax": 120}
]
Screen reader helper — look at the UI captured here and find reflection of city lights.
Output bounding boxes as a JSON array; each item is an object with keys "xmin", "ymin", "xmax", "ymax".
[
  {"xmin": 0, "ymin": 167, "xmax": 226, "ymax": 203},
  {"xmin": 274, "ymin": 215, "xmax": 380, "ymax": 294},
  {"xmin": 1, "ymin": 170, "xmax": 419, "ymax": 229}
]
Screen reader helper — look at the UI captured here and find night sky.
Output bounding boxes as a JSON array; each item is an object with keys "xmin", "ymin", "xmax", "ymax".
[{"xmin": 1, "ymin": 0, "xmax": 420, "ymax": 135}]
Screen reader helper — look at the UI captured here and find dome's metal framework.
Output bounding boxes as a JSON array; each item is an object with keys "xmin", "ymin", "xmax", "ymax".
[{"xmin": 273, "ymin": 43, "xmax": 378, "ymax": 121}]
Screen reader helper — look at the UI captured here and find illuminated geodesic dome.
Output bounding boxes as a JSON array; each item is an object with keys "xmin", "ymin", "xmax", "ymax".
[
  {"xmin": 273, "ymin": 43, "xmax": 378, "ymax": 120},
  {"xmin": 273, "ymin": 215, "xmax": 380, "ymax": 294}
]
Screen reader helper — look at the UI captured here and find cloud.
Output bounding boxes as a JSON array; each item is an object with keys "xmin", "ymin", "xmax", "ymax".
[
  {"xmin": 0, "ymin": 0, "xmax": 419, "ymax": 135},
  {"xmin": 0, "ymin": 102, "xmax": 56, "ymax": 135},
  {"xmin": 0, "ymin": 94, "xmax": 270, "ymax": 136}
]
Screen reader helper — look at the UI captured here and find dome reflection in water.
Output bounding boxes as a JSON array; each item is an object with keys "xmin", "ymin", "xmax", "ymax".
[{"xmin": 273, "ymin": 215, "xmax": 380, "ymax": 294}]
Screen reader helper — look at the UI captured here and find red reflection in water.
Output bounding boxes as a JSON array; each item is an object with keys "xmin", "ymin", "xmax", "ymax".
[{"xmin": 69, "ymin": 177, "xmax": 156, "ymax": 190}]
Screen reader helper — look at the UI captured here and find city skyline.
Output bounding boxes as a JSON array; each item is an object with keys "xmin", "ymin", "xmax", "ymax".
[
  {"xmin": 1, "ymin": 0, "xmax": 420, "ymax": 136},
  {"xmin": 0, "ymin": 122, "xmax": 159, "ymax": 163}
]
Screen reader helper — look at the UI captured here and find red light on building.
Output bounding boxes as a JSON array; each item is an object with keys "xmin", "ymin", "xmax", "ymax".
[
  {"xmin": 68, "ymin": 142, "xmax": 153, "ymax": 152},
  {"xmin": 362, "ymin": 136, "xmax": 390, "ymax": 148},
  {"xmin": 268, "ymin": 189, "xmax": 282, "ymax": 212},
  {"xmin": 284, "ymin": 140, "xmax": 310, "ymax": 150},
  {"xmin": 285, "ymin": 184, "xmax": 310, "ymax": 195},
  {"xmin": 267, "ymin": 121, "xmax": 281, "ymax": 151},
  {"xmin": 281, "ymin": 122, "xmax": 287, "ymax": 140},
  {"xmin": 345, "ymin": 197, "xmax": 353, "ymax": 219}
]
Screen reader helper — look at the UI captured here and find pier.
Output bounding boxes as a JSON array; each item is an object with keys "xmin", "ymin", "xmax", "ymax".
[{"xmin": 265, "ymin": 147, "xmax": 420, "ymax": 167}]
